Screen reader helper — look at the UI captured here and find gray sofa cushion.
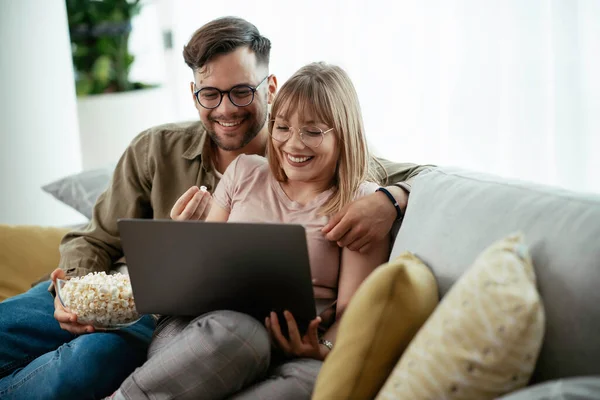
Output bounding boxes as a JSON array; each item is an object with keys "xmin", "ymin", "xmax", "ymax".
[
  {"xmin": 498, "ymin": 377, "xmax": 600, "ymax": 399},
  {"xmin": 390, "ymin": 167, "xmax": 600, "ymax": 384},
  {"xmin": 42, "ymin": 165, "xmax": 114, "ymax": 219}
]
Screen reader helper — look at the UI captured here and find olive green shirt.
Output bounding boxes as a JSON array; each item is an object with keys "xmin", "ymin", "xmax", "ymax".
[{"xmin": 58, "ymin": 121, "xmax": 432, "ymax": 279}]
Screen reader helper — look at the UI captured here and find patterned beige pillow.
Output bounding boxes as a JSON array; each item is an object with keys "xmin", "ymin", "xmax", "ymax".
[{"xmin": 376, "ymin": 233, "xmax": 545, "ymax": 400}]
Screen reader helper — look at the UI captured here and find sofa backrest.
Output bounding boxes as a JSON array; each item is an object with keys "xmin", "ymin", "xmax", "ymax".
[{"xmin": 390, "ymin": 167, "xmax": 600, "ymax": 384}]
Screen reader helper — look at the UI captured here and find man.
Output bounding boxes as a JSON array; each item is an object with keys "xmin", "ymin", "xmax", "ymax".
[{"xmin": 0, "ymin": 17, "xmax": 430, "ymax": 400}]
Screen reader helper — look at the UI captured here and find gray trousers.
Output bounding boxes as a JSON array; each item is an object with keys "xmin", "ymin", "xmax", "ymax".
[{"xmin": 117, "ymin": 311, "xmax": 322, "ymax": 400}]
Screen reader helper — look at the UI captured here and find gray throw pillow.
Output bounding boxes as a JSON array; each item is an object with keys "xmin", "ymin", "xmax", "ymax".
[{"xmin": 42, "ymin": 165, "xmax": 115, "ymax": 219}]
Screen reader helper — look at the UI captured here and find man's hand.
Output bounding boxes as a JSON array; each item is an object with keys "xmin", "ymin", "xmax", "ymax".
[
  {"xmin": 51, "ymin": 268, "xmax": 95, "ymax": 335},
  {"xmin": 170, "ymin": 186, "xmax": 212, "ymax": 221},
  {"xmin": 322, "ymin": 187, "xmax": 408, "ymax": 253}
]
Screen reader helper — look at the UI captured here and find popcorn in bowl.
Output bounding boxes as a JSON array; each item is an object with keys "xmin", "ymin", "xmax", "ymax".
[{"xmin": 55, "ymin": 272, "xmax": 141, "ymax": 329}]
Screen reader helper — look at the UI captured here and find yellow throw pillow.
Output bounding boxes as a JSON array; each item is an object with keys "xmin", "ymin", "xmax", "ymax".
[
  {"xmin": 313, "ymin": 252, "xmax": 439, "ymax": 400},
  {"xmin": 376, "ymin": 233, "xmax": 545, "ymax": 400},
  {"xmin": 0, "ymin": 225, "xmax": 69, "ymax": 301}
]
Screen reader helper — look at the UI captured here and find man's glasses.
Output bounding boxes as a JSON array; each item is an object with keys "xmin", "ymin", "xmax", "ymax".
[
  {"xmin": 194, "ymin": 76, "xmax": 269, "ymax": 109},
  {"xmin": 269, "ymin": 120, "xmax": 334, "ymax": 148}
]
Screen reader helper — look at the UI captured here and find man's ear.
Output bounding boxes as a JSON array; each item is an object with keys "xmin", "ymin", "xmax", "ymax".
[
  {"xmin": 190, "ymin": 82, "xmax": 200, "ymax": 110},
  {"xmin": 267, "ymin": 75, "xmax": 278, "ymax": 104}
]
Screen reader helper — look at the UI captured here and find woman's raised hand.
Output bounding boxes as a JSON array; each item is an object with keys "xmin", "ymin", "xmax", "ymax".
[{"xmin": 170, "ymin": 186, "xmax": 212, "ymax": 221}]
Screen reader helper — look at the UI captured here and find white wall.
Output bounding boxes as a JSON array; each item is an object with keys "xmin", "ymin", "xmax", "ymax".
[
  {"xmin": 0, "ymin": 0, "xmax": 85, "ymax": 225},
  {"xmin": 154, "ymin": 0, "xmax": 600, "ymax": 194},
  {"xmin": 0, "ymin": 0, "xmax": 597, "ymax": 228},
  {"xmin": 580, "ymin": 0, "xmax": 600, "ymax": 193}
]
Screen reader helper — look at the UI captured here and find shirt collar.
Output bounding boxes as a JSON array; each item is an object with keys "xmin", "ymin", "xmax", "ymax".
[{"xmin": 182, "ymin": 121, "xmax": 212, "ymax": 171}]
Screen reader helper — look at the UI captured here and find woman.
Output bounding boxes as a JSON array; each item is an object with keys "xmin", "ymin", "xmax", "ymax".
[{"xmin": 109, "ymin": 62, "xmax": 389, "ymax": 400}]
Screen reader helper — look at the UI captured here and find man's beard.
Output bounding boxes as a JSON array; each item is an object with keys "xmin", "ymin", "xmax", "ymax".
[{"xmin": 207, "ymin": 106, "xmax": 268, "ymax": 152}]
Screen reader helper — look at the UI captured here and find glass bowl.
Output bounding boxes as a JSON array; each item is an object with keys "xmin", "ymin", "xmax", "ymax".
[{"xmin": 55, "ymin": 278, "xmax": 142, "ymax": 330}]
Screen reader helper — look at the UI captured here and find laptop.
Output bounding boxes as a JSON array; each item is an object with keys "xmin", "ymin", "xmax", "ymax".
[{"xmin": 118, "ymin": 219, "xmax": 317, "ymax": 336}]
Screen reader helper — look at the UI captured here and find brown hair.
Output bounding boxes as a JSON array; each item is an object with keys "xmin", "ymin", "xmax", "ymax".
[
  {"xmin": 267, "ymin": 62, "xmax": 380, "ymax": 216},
  {"xmin": 183, "ymin": 17, "xmax": 271, "ymax": 72}
]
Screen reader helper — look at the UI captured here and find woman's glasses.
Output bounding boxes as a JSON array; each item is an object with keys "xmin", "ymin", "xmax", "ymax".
[{"xmin": 269, "ymin": 120, "xmax": 334, "ymax": 148}]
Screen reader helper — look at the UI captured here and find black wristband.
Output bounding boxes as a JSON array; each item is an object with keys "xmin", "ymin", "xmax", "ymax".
[{"xmin": 376, "ymin": 187, "xmax": 404, "ymax": 221}]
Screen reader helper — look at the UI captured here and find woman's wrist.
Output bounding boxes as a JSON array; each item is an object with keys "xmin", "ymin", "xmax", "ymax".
[
  {"xmin": 318, "ymin": 344, "xmax": 331, "ymax": 360},
  {"xmin": 319, "ymin": 338, "xmax": 333, "ymax": 350},
  {"xmin": 318, "ymin": 339, "xmax": 333, "ymax": 360}
]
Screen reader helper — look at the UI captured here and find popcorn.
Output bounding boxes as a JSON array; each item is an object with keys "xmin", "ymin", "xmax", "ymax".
[
  {"xmin": 59, "ymin": 272, "xmax": 140, "ymax": 327},
  {"xmin": 200, "ymin": 185, "xmax": 207, "ymax": 192}
]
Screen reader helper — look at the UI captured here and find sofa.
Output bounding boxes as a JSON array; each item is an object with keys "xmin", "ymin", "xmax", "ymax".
[
  {"xmin": 385, "ymin": 167, "xmax": 600, "ymax": 397},
  {"xmin": 2, "ymin": 166, "xmax": 600, "ymax": 398}
]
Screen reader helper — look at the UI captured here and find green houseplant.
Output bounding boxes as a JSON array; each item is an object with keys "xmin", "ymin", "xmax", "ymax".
[
  {"xmin": 65, "ymin": 0, "xmax": 171, "ymax": 171},
  {"xmin": 66, "ymin": 0, "xmax": 153, "ymax": 96}
]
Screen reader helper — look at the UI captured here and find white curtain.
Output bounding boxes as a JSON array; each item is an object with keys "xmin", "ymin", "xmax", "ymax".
[{"xmin": 140, "ymin": 0, "xmax": 599, "ymax": 193}]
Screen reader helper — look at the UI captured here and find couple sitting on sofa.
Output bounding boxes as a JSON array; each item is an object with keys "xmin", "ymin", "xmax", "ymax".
[{"xmin": 0, "ymin": 17, "xmax": 430, "ymax": 400}]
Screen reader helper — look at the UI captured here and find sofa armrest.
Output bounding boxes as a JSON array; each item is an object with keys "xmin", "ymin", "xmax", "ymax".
[{"xmin": 0, "ymin": 224, "xmax": 70, "ymax": 301}]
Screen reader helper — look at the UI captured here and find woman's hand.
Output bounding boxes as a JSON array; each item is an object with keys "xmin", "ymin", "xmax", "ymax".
[
  {"xmin": 51, "ymin": 268, "xmax": 95, "ymax": 335},
  {"xmin": 266, "ymin": 311, "xmax": 328, "ymax": 360},
  {"xmin": 170, "ymin": 186, "xmax": 212, "ymax": 221}
]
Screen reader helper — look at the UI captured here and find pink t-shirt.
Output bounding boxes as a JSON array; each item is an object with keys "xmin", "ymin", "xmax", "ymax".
[{"xmin": 212, "ymin": 154, "xmax": 378, "ymax": 304}]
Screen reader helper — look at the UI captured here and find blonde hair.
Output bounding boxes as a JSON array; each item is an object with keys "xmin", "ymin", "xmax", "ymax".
[{"xmin": 267, "ymin": 62, "xmax": 380, "ymax": 215}]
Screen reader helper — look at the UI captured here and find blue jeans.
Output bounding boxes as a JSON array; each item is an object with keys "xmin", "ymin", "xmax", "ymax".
[{"xmin": 0, "ymin": 281, "xmax": 155, "ymax": 400}]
